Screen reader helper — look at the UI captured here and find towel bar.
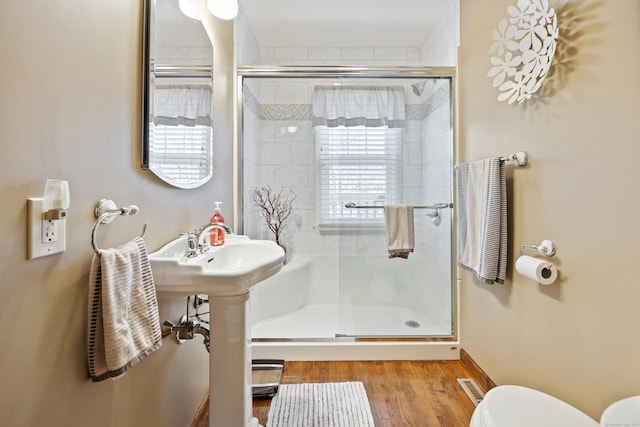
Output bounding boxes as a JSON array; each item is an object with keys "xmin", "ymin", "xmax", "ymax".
[
  {"xmin": 344, "ymin": 202, "xmax": 453, "ymax": 209},
  {"xmin": 456, "ymin": 151, "xmax": 528, "ymax": 169},
  {"xmin": 500, "ymin": 151, "xmax": 528, "ymax": 166},
  {"xmin": 91, "ymin": 199, "xmax": 147, "ymax": 254}
]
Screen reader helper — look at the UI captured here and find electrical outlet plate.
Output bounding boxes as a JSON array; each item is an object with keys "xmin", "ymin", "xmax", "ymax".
[{"xmin": 27, "ymin": 198, "xmax": 66, "ymax": 259}]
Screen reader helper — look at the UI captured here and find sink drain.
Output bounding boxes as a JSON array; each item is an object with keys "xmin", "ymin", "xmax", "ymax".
[{"xmin": 405, "ymin": 320, "xmax": 421, "ymax": 328}]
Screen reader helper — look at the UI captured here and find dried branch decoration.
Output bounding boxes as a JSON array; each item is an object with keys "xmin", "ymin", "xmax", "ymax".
[{"xmin": 253, "ymin": 185, "xmax": 296, "ymax": 246}]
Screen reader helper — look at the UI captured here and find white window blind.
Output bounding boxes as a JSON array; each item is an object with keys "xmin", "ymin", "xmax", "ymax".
[
  {"xmin": 149, "ymin": 123, "xmax": 213, "ymax": 188},
  {"xmin": 316, "ymin": 125, "xmax": 402, "ymax": 226}
]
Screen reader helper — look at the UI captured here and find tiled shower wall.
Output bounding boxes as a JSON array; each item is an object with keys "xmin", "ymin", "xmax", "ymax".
[
  {"xmin": 236, "ymin": 15, "xmax": 453, "ymax": 266},
  {"xmin": 242, "ymin": 76, "xmax": 452, "ymax": 264},
  {"xmin": 256, "ymin": 46, "xmax": 423, "ymax": 66},
  {"xmin": 419, "ymin": 80, "xmax": 453, "ymax": 274}
]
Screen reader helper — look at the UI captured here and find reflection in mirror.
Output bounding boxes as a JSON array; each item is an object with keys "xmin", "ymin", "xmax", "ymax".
[{"xmin": 142, "ymin": 0, "xmax": 214, "ymax": 189}]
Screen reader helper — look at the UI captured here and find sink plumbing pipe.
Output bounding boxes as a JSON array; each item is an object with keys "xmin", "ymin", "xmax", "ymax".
[
  {"xmin": 163, "ymin": 315, "xmax": 210, "ymax": 353},
  {"xmin": 162, "ymin": 295, "xmax": 211, "ymax": 352}
]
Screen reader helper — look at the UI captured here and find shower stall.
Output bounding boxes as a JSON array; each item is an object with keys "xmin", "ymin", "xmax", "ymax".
[{"xmin": 235, "ymin": 67, "xmax": 457, "ymax": 359}]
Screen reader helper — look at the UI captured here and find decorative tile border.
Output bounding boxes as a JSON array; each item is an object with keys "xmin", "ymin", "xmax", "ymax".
[
  {"xmin": 243, "ymin": 86, "xmax": 261, "ymax": 117},
  {"xmin": 260, "ymin": 103, "xmax": 312, "ymax": 121},
  {"xmin": 406, "ymin": 83, "xmax": 450, "ymax": 120}
]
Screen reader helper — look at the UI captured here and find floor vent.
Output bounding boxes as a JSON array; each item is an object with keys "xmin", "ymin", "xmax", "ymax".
[{"xmin": 457, "ymin": 378, "xmax": 485, "ymax": 406}]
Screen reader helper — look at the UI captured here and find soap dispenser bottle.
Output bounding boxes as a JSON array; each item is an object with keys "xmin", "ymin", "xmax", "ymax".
[{"xmin": 209, "ymin": 201, "xmax": 225, "ymax": 246}]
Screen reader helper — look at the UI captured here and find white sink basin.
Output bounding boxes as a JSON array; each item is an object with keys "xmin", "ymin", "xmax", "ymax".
[{"xmin": 149, "ymin": 234, "xmax": 285, "ymax": 297}]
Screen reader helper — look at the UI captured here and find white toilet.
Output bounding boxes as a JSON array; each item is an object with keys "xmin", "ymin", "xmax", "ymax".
[
  {"xmin": 600, "ymin": 395, "xmax": 640, "ymax": 426},
  {"xmin": 470, "ymin": 385, "xmax": 640, "ymax": 427}
]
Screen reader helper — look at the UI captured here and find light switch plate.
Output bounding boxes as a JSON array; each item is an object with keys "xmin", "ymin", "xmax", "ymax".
[{"xmin": 27, "ymin": 198, "xmax": 66, "ymax": 259}]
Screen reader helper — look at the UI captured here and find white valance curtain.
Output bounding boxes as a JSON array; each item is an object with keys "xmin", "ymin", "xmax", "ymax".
[
  {"xmin": 152, "ymin": 85, "xmax": 212, "ymax": 127},
  {"xmin": 312, "ymin": 86, "xmax": 406, "ymax": 128}
]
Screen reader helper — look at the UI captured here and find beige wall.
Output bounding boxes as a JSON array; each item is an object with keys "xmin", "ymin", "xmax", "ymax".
[
  {"xmin": 0, "ymin": 1, "xmax": 234, "ymax": 426},
  {"xmin": 3, "ymin": 0, "xmax": 639, "ymax": 425},
  {"xmin": 459, "ymin": 0, "xmax": 640, "ymax": 420}
]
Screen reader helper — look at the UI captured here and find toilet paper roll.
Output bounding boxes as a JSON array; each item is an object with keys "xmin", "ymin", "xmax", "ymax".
[{"xmin": 515, "ymin": 255, "xmax": 558, "ymax": 285}]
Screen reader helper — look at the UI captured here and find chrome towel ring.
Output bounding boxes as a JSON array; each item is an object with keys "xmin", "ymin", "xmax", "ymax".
[{"xmin": 91, "ymin": 199, "xmax": 147, "ymax": 254}]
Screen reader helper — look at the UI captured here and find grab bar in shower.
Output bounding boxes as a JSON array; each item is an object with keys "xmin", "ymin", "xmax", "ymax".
[
  {"xmin": 344, "ymin": 202, "xmax": 452, "ymax": 225},
  {"xmin": 344, "ymin": 202, "xmax": 453, "ymax": 209}
]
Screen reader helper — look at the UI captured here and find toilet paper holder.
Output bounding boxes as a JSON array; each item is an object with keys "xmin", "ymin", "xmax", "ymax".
[{"xmin": 520, "ymin": 239, "xmax": 556, "ymax": 257}]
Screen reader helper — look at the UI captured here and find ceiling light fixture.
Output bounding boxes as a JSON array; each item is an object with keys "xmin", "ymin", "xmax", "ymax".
[
  {"xmin": 207, "ymin": 0, "xmax": 238, "ymax": 20},
  {"xmin": 178, "ymin": 0, "xmax": 202, "ymax": 20}
]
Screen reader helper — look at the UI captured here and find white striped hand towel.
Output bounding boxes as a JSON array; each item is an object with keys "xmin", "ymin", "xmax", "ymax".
[
  {"xmin": 456, "ymin": 158, "xmax": 507, "ymax": 284},
  {"xmin": 88, "ymin": 237, "xmax": 161, "ymax": 382}
]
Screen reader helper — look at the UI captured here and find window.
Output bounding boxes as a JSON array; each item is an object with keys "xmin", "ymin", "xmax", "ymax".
[
  {"xmin": 316, "ymin": 125, "xmax": 402, "ymax": 226},
  {"xmin": 149, "ymin": 84, "xmax": 213, "ymax": 188},
  {"xmin": 149, "ymin": 123, "xmax": 213, "ymax": 189}
]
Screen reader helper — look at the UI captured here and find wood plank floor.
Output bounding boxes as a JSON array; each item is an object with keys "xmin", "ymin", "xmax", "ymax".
[{"xmin": 191, "ymin": 359, "xmax": 489, "ymax": 427}]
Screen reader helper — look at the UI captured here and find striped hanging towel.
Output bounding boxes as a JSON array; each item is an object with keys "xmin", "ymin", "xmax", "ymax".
[
  {"xmin": 456, "ymin": 158, "xmax": 507, "ymax": 284},
  {"xmin": 87, "ymin": 237, "xmax": 162, "ymax": 382}
]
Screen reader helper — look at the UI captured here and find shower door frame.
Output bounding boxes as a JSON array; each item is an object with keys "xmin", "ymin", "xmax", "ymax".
[{"xmin": 233, "ymin": 65, "xmax": 459, "ymax": 342}]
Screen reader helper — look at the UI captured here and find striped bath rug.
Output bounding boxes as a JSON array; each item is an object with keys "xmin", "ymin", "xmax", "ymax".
[{"xmin": 266, "ymin": 381, "xmax": 374, "ymax": 427}]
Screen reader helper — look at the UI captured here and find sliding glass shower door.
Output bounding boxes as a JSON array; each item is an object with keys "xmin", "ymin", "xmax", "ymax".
[{"xmin": 239, "ymin": 67, "xmax": 455, "ymax": 339}]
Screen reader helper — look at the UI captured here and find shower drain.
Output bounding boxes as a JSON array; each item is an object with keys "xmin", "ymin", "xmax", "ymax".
[{"xmin": 404, "ymin": 320, "xmax": 421, "ymax": 328}]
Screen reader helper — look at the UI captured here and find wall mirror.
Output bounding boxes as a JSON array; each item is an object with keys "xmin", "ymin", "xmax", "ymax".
[{"xmin": 142, "ymin": 0, "xmax": 214, "ymax": 189}]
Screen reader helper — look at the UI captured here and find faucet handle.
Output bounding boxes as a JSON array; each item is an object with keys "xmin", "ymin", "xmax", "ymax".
[
  {"xmin": 184, "ymin": 232, "xmax": 199, "ymax": 257},
  {"xmin": 198, "ymin": 241, "xmax": 210, "ymax": 254}
]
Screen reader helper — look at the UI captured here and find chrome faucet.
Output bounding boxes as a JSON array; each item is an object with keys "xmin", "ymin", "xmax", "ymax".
[{"xmin": 184, "ymin": 223, "xmax": 233, "ymax": 258}]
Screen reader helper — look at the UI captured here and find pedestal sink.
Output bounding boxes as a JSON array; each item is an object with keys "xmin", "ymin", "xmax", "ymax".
[{"xmin": 149, "ymin": 234, "xmax": 285, "ymax": 427}]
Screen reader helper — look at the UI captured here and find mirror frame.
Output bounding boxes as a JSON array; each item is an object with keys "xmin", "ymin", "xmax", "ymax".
[
  {"xmin": 141, "ymin": 0, "xmax": 150, "ymax": 168},
  {"xmin": 140, "ymin": 0, "xmax": 214, "ymax": 189}
]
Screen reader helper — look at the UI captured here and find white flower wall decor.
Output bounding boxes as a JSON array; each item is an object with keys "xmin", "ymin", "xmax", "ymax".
[{"xmin": 488, "ymin": 0, "xmax": 558, "ymax": 104}]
